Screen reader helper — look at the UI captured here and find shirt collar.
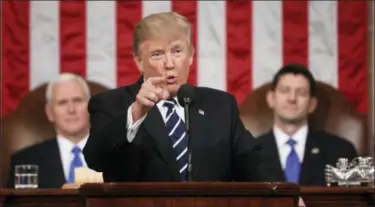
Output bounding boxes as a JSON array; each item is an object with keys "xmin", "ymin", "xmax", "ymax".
[
  {"xmin": 57, "ymin": 134, "xmax": 89, "ymax": 151},
  {"xmin": 157, "ymin": 96, "xmax": 181, "ymax": 108},
  {"xmin": 273, "ymin": 124, "xmax": 308, "ymax": 146}
]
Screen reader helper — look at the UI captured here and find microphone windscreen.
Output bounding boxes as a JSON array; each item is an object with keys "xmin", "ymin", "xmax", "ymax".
[{"xmin": 177, "ymin": 84, "xmax": 194, "ymax": 106}]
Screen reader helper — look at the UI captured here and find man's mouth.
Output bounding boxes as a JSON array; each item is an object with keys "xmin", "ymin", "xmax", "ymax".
[
  {"xmin": 166, "ymin": 76, "xmax": 177, "ymax": 84},
  {"xmin": 67, "ymin": 117, "xmax": 79, "ymax": 122}
]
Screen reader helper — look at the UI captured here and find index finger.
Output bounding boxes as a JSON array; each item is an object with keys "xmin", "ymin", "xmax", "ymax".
[{"xmin": 148, "ymin": 76, "xmax": 166, "ymax": 85}]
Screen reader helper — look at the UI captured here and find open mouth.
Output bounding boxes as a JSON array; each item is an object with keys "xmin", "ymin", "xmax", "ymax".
[{"xmin": 166, "ymin": 76, "xmax": 177, "ymax": 84}]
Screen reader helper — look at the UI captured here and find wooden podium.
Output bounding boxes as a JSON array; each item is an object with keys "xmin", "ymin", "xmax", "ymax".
[
  {"xmin": 79, "ymin": 182, "xmax": 299, "ymax": 207},
  {"xmin": 302, "ymin": 187, "xmax": 375, "ymax": 207},
  {"xmin": 0, "ymin": 182, "xmax": 299, "ymax": 206},
  {"xmin": 1, "ymin": 183, "xmax": 374, "ymax": 206}
]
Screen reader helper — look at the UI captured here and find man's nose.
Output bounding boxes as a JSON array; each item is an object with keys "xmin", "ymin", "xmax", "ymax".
[
  {"xmin": 164, "ymin": 53, "xmax": 175, "ymax": 70},
  {"xmin": 67, "ymin": 102, "xmax": 76, "ymax": 113},
  {"xmin": 287, "ymin": 92, "xmax": 298, "ymax": 103}
]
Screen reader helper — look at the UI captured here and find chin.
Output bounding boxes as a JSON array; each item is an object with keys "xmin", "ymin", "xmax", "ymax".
[
  {"xmin": 281, "ymin": 116, "xmax": 304, "ymax": 124},
  {"xmin": 65, "ymin": 125, "xmax": 83, "ymax": 133},
  {"xmin": 64, "ymin": 129, "xmax": 79, "ymax": 134},
  {"xmin": 166, "ymin": 84, "xmax": 179, "ymax": 95}
]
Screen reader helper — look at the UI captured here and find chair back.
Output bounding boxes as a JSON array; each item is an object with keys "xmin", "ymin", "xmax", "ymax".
[
  {"xmin": 239, "ymin": 82, "xmax": 369, "ymax": 156},
  {"xmin": 0, "ymin": 81, "xmax": 109, "ymax": 187}
]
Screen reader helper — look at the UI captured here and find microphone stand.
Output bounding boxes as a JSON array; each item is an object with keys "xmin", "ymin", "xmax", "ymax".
[{"xmin": 183, "ymin": 97, "xmax": 193, "ymax": 182}]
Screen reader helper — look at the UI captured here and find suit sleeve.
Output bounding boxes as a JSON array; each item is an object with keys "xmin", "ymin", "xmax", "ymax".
[
  {"xmin": 83, "ymin": 94, "xmax": 140, "ymax": 181},
  {"xmin": 6, "ymin": 155, "xmax": 16, "ymax": 188},
  {"xmin": 229, "ymin": 95, "xmax": 279, "ymax": 182},
  {"xmin": 342, "ymin": 140, "xmax": 358, "ymax": 161},
  {"xmin": 126, "ymin": 105, "xmax": 147, "ymax": 142}
]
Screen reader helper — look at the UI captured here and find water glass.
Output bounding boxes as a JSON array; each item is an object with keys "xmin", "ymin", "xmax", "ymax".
[{"xmin": 14, "ymin": 165, "xmax": 38, "ymax": 189}]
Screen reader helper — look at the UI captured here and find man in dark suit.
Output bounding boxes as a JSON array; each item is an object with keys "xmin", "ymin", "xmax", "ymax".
[
  {"xmin": 83, "ymin": 12, "xmax": 277, "ymax": 182},
  {"xmin": 8, "ymin": 73, "xmax": 92, "ymax": 188},
  {"xmin": 256, "ymin": 64, "xmax": 358, "ymax": 186}
]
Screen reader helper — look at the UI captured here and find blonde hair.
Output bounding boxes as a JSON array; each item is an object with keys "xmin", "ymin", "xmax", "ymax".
[
  {"xmin": 133, "ymin": 12, "xmax": 193, "ymax": 56},
  {"xmin": 46, "ymin": 73, "xmax": 90, "ymax": 103}
]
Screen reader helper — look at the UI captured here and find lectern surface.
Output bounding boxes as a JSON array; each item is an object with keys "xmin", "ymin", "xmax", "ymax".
[
  {"xmin": 79, "ymin": 182, "xmax": 299, "ymax": 207},
  {"xmin": 302, "ymin": 187, "xmax": 375, "ymax": 207}
]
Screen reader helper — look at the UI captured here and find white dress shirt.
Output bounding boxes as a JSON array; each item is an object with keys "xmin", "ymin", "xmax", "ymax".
[
  {"xmin": 126, "ymin": 97, "xmax": 184, "ymax": 142},
  {"xmin": 273, "ymin": 125, "xmax": 308, "ymax": 169},
  {"xmin": 57, "ymin": 135, "xmax": 88, "ymax": 180}
]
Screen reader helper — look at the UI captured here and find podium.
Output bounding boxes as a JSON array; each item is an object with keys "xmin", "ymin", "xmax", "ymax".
[
  {"xmin": 301, "ymin": 187, "xmax": 375, "ymax": 207},
  {"xmin": 0, "ymin": 182, "xmax": 299, "ymax": 206},
  {"xmin": 0, "ymin": 188, "xmax": 82, "ymax": 207},
  {"xmin": 79, "ymin": 182, "xmax": 299, "ymax": 207},
  {"xmin": 1, "ymin": 184, "xmax": 374, "ymax": 206}
]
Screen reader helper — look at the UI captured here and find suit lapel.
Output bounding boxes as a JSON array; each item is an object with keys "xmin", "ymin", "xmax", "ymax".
[
  {"xmin": 127, "ymin": 76, "xmax": 143, "ymax": 98},
  {"xmin": 44, "ymin": 140, "xmax": 66, "ymax": 188},
  {"xmin": 299, "ymin": 129, "xmax": 320, "ymax": 185},
  {"xmin": 143, "ymin": 106, "xmax": 180, "ymax": 181},
  {"xmin": 187, "ymin": 96, "xmax": 209, "ymax": 180},
  {"xmin": 130, "ymin": 76, "xmax": 181, "ymax": 180},
  {"xmin": 264, "ymin": 131, "xmax": 286, "ymax": 181},
  {"xmin": 135, "ymin": 80, "xmax": 210, "ymax": 181}
]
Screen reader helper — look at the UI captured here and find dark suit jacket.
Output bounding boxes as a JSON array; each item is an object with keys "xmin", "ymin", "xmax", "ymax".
[
  {"xmin": 83, "ymin": 78, "xmax": 278, "ymax": 182},
  {"xmin": 256, "ymin": 129, "xmax": 358, "ymax": 186},
  {"xmin": 7, "ymin": 139, "xmax": 66, "ymax": 189}
]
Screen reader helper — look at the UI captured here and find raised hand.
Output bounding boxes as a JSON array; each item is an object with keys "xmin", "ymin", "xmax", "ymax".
[{"xmin": 132, "ymin": 76, "xmax": 170, "ymax": 121}]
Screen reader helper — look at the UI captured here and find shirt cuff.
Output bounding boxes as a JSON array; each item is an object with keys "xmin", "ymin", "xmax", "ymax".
[{"xmin": 126, "ymin": 104, "xmax": 147, "ymax": 142}]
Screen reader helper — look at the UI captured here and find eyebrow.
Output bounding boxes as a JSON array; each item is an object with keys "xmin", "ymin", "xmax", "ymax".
[
  {"xmin": 148, "ymin": 48, "xmax": 164, "ymax": 54},
  {"xmin": 278, "ymin": 85, "xmax": 308, "ymax": 90},
  {"xmin": 170, "ymin": 41, "xmax": 184, "ymax": 48}
]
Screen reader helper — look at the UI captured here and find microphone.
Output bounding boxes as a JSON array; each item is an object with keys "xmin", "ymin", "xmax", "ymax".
[{"xmin": 177, "ymin": 84, "xmax": 194, "ymax": 182}]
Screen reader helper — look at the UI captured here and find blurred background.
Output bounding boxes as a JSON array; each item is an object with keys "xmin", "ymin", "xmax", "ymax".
[{"xmin": 0, "ymin": 0, "xmax": 374, "ymax": 186}]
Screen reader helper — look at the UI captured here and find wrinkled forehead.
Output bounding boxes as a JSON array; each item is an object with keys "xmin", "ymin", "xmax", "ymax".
[
  {"xmin": 141, "ymin": 26, "xmax": 189, "ymax": 44},
  {"xmin": 141, "ymin": 37, "xmax": 187, "ymax": 51}
]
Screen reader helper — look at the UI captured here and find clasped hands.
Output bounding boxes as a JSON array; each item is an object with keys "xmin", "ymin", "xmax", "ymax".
[{"xmin": 61, "ymin": 167, "xmax": 103, "ymax": 189}]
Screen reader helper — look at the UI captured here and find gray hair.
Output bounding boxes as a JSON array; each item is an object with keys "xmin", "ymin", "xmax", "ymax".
[{"xmin": 45, "ymin": 73, "xmax": 90, "ymax": 103}]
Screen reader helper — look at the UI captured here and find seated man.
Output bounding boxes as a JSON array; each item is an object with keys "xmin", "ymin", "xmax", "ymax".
[
  {"xmin": 256, "ymin": 64, "xmax": 358, "ymax": 186},
  {"xmin": 7, "ymin": 73, "xmax": 91, "ymax": 188}
]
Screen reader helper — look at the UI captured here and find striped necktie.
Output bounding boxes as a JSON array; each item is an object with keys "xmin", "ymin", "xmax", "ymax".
[{"xmin": 163, "ymin": 100, "xmax": 188, "ymax": 181}]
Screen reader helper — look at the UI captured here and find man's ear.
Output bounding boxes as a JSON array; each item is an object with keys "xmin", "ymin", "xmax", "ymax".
[
  {"xmin": 133, "ymin": 53, "xmax": 143, "ymax": 73},
  {"xmin": 189, "ymin": 47, "xmax": 195, "ymax": 66},
  {"xmin": 266, "ymin": 90, "xmax": 275, "ymax": 109},
  {"xmin": 308, "ymin": 96, "xmax": 318, "ymax": 114},
  {"xmin": 45, "ymin": 103, "xmax": 54, "ymax": 122}
]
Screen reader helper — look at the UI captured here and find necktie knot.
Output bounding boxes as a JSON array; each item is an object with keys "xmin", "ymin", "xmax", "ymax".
[
  {"xmin": 71, "ymin": 146, "xmax": 81, "ymax": 155},
  {"xmin": 287, "ymin": 139, "xmax": 297, "ymax": 147},
  {"xmin": 163, "ymin": 99, "xmax": 176, "ymax": 110},
  {"xmin": 163, "ymin": 99, "xmax": 176, "ymax": 114}
]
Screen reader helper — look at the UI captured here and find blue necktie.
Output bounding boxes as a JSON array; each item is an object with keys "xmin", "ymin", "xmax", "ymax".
[
  {"xmin": 68, "ymin": 146, "xmax": 83, "ymax": 183},
  {"xmin": 163, "ymin": 100, "xmax": 188, "ymax": 181},
  {"xmin": 284, "ymin": 139, "xmax": 301, "ymax": 183}
]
